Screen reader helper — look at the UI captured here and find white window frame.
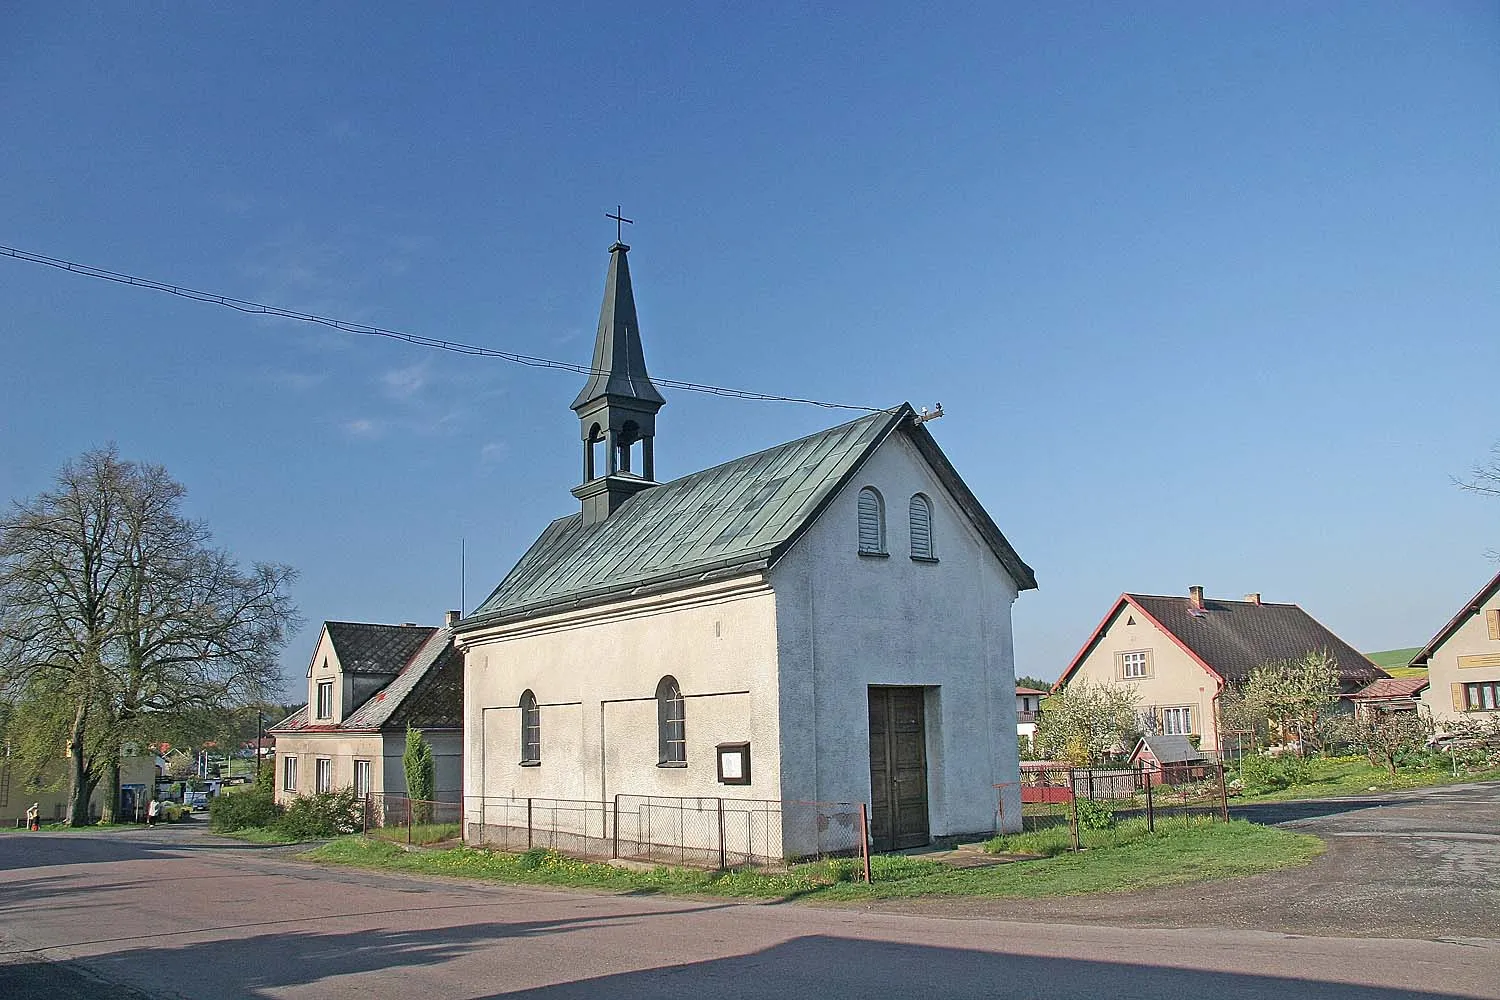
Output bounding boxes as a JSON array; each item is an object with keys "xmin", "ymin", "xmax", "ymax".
[
  {"xmin": 353, "ymin": 759, "xmax": 372, "ymax": 798},
  {"xmin": 315, "ymin": 757, "xmax": 333, "ymax": 794},
  {"xmin": 283, "ymin": 755, "xmax": 298, "ymax": 793},
  {"xmin": 316, "ymin": 680, "xmax": 334, "ymax": 720},
  {"xmin": 1161, "ymin": 706, "xmax": 1194, "ymax": 735},
  {"xmin": 1121, "ymin": 650, "xmax": 1150, "ymax": 679}
]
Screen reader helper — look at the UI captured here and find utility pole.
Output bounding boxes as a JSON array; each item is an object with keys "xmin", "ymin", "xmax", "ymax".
[{"xmin": 256, "ymin": 710, "xmax": 264, "ymax": 780}]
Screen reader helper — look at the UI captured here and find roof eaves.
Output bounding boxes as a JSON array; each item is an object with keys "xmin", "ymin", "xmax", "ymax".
[
  {"xmin": 459, "ymin": 552, "xmax": 776, "ymax": 630},
  {"xmin": 896, "ymin": 415, "xmax": 1038, "ymax": 592},
  {"xmin": 1410, "ymin": 568, "xmax": 1500, "ymax": 667}
]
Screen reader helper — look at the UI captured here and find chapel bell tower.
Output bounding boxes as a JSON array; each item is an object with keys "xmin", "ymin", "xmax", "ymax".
[{"xmin": 569, "ymin": 237, "xmax": 666, "ymax": 525}]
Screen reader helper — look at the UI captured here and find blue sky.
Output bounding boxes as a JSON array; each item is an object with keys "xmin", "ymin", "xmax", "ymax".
[{"xmin": 2, "ymin": 4, "xmax": 1497, "ymax": 692}]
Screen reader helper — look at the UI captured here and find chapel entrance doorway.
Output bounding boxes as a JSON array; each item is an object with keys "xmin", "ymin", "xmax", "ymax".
[{"xmin": 867, "ymin": 686, "xmax": 930, "ymax": 852}]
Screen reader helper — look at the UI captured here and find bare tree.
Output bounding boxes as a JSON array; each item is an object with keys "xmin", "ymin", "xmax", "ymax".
[
  {"xmin": 1458, "ymin": 442, "xmax": 1500, "ymax": 497},
  {"xmin": 0, "ymin": 448, "xmax": 298, "ymax": 824}
]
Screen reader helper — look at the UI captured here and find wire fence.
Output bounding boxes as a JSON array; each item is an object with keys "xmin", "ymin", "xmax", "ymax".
[
  {"xmin": 998, "ymin": 761, "xmax": 1229, "ymax": 850},
  {"xmin": 462, "ymin": 793, "xmax": 871, "ymax": 875},
  {"xmin": 363, "ymin": 794, "xmax": 465, "ymax": 846}
]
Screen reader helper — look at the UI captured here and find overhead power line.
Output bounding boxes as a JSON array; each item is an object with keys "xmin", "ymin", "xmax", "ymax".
[{"xmin": 0, "ymin": 243, "xmax": 885, "ymax": 413}]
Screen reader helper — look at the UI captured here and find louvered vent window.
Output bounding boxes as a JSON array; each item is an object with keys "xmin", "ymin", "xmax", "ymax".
[
  {"xmin": 909, "ymin": 494, "xmax": 934, "ymax": 560},
  {"xmin": 857, "ymin": 487, "xmax": 886, "ymax": 555}
]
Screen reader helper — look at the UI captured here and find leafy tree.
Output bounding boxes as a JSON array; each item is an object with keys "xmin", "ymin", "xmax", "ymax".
[
  {"xmin": 1033, "ymin": 680, "xmax": 1142, "ymax": 765},
  {"xmin": 0, "ymin": 448, "xmax": 298, "ymax": 824},
  {"xmin": 1242, "ymin": 650, "xmax": 1341, "ymax": 757},
  {"xmin": 1343, "ymin": 710, "xmax": 1435, "ymax": 774},
  {"xmin": 1015, "ymin": 675, "xmax": 1053, "ymax": 693},
  {"xmin": 404, "ymin": 724, "xmax": 435, "ymax": 821}
]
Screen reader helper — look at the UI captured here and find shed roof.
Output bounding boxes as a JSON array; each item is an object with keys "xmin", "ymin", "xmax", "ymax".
[
  {"xmin": 1350, "ymin": 676, "xmax": 1430, "ymax": 701},
  {"xmin": 464, "ymin": 405, "xmax": 1036, "ymax": 627},
  {"xmin": 1133, "ymin": 735, "xmax": 1207, "ymax": 765}
]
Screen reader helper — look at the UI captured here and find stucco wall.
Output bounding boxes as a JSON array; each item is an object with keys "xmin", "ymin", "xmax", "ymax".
[
  {"xmin": 380, "ymin": 730, "xmax": 464, "ymax": 800},
  {"xmin": 306, "ymin": 629, "xmax": 342, "ymax": 724},
  {"xmin": 771, "ymin": 431, "xmax": 1024, "ymax": 838},
  {"xmin": 1420, "ymin": 586, "xmax": 1500, "ymax": 724},
  {"xmin": 2, "ymin": 755, "xmax": 157, "ymax": 826},
  {"xmin": 1067, "ymin": 603, "xmax": 1221, "ymax": 751},
  {"xmin": 459, "ymin": 578, "xmax": 783, "ymax": 831},
  {"xmin": 272, "ymin": 733, "xmax": 385, "ymax": 804}
]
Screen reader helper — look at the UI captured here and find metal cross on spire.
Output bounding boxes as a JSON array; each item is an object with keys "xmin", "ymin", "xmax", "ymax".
[{"xmin": 606, "ymin": 205, "xmax": 633, "ymax": 244}]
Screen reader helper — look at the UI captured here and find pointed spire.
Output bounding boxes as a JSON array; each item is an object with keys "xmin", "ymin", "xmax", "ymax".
[{"xmin": 571, "ymin": 242, "xmax": 666, "ymax": 411}]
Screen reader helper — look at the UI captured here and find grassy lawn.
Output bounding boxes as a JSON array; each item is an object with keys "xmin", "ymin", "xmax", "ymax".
[
  {"xmin": 303, "ymin": 818, "xmax": 1321, "ymax": 902},
  {"xmin": 1234, "ymin": 756, "xmax": 1500, "ymax": 804},
  {"xmin": 366, "ymin": 822, "xmax": 462, "ymax": 846},
  {"xmin": 218, "ymin": 826, "xmax": 309, "ymax": 845}
]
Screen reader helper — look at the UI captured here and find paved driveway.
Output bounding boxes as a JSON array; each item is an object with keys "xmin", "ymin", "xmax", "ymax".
[
  {"xmin": 879, "ymin": 780, "xmax": 1500, "ymax": 940},
  {"xmin": 1, "ymin": 783, "xmax": 1497, "ymax": 999}
]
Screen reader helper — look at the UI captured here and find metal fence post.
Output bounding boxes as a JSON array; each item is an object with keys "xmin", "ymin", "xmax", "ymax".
[
  {"xmin": 717, "ymin": 797, "xmax": 726, "ymax": 870},
  {"xmin": 406, "ymin": 797, "xmax": 412, "ymax": 845},
  {"xmin": 526, "ymin": 798, "xmax": 533, "ymax": 850},
  {"xmin": 1068, "ymin": 768, "xmax": 1080, "ymax": 852},
  {"xmin": 859, "ymin": 803, "xmax": 872, "ymax": 884},
  {"xmin": 612, "ymin": 794, "xmax": 621, "ymax": 859},
  {"xmin": 1144, "ymin": 773, "xmax": 1154, "ymax": 832},
  {"xmin": 1216, "ymin": 763, "xmax": 1230, "ymax": 823}
]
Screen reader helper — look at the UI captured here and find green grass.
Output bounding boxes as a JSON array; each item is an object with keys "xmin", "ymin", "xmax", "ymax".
[
  {"xmin": 219, "ymin": 826, "xmax": 308, "ymax": 845},
  {"xmin": 1234, "ymin": 756, "xmax": 1500, "ymax": 803},
  {"xmin": 366, "ymin": 822, "xmax": 462, "ymax": 846},
  {"xmin": 302, "ymin": 819, "xmax": 1321, "ymax": 902}
]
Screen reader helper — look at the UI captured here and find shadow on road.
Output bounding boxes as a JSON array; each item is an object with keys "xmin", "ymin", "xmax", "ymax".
[
  {"xmin": 2, "ymin": 929, "xmax": 1482, "ymax": 1000},
  {"xmin": 1229, "ymin": 795, "xmax": 1414, "ymax": 826}
]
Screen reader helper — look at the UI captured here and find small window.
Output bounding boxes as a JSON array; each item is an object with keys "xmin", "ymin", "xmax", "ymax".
[
  {"xmin": 909, "ymin": 494, "xmax": 935, "ymax": 560},
  {"xmin": 283, "ymin": 755, "xmax": 298, "ymax": 793},
  {"xmin": 657, "ymin": 676, "xmax": 686, "ymax": 766},
  {"xmin": 857, "ymin": 487, "xmax": 886, "ymax": 555},
  {"xmin": 353, "ymin": 760, "xmax": 372, "ymax": 798},
  {"xmin": 1466, "ymin": 681, "xmax": 1500, "ymax": 711},
  {"xmin": 519, "ymin": 690, "xmax": 541, "ymax": 765},
  {"xmin": 1161, "ymin": 706, "xmax": 1194, "ymax": 735},
  {"xmin": 315, "ymin": 758, "xmax": 332, "ymax": 793},
  {"xmin": 1121, "ymin": 650, "xmax": 1150, "ymax": 679},
  {"xmin": 316, "ymin": 680, "xmax": 334, "ymax": 720}
]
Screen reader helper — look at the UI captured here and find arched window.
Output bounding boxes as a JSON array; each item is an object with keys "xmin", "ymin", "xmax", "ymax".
[
  {"xmin": 857, "ymin": 487, "xmax": 886, "ymax": 555},
  {"xmin": 519, "ymin": 690, "xmax": 540, "ymax": 765},
  {"xmin": 909, "ymin": 493, "xmax": 934, "ymax": 560},
  {"xmin": 657, "ymin": 676, "xmax": 686, "ymax": 766}
]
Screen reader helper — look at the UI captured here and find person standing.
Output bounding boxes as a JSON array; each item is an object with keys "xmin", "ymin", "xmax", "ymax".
[
  {"xmin": 26, "ymin": 803, "xmax": 40, "ymax": 831},
  {"xmin": 145, "ymin": 797, "xmax": 160, "ymax": 828}
]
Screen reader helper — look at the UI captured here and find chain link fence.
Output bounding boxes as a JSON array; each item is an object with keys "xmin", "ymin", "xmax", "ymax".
[
  {"xmin": 362, "ymin": 793, "xmax": 464, "ymax": 845},
  {"xmin": 462, "ymin": 793, "xmax": 870, "ymax": 875},
  {"xmin": 998, "ymin": 762, "xmax": 1229, "ymax": 850}
]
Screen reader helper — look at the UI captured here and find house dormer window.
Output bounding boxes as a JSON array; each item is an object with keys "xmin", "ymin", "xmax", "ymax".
[
  {"xmin": 909, "ymin": 493, "xmax": 935, "ymax": 561},
  {"xmin": 316, "ymin": 680, "xmax": 334, "ymax": 720},
  {"xmin": 857, "ymin": 487, "xmax": 886, "ymax": 556}
]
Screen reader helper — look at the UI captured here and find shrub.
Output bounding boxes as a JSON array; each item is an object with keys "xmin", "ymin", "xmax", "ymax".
[
  {"xmin": 277, "ymin": 788, "xmax": 363, "ymax": 839},
  {"xmin": 209, "ymin": 783, "xmax": 282, "ymax": 832},
  {"xmin": 1238, "ymin": 752, "xmax": 1311, "ymax": 793},
  {"xmin": 1074, "ymin": 797, "xmax": 1116, "ymax": 831}
]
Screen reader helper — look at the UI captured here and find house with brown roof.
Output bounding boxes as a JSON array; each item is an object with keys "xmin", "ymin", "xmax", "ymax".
[
  {"xmin": 1056, "ymin": 586, "xmax": 1384, "ymax": 756},
  {"xmin": 1413, "ymin": 569, "xmax": 1500, "ymax": 723},
  {"xmin": 1016, "ymin": 686, "xmax": 1047, "ymax": 750},
  {"xmin": 268, "ymin": 617, "xmax": 464, "ymax": 805}
]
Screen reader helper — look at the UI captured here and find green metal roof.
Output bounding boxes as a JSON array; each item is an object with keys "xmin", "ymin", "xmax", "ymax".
[{"xmin": 466, "ymin": 405, "xmax": 1035, "ymax": 627}]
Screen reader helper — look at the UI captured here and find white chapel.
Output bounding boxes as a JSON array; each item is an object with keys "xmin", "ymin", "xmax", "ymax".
[{"xmin": 454, "ymin": 237, "xmax": 1036, "ymax": 856}]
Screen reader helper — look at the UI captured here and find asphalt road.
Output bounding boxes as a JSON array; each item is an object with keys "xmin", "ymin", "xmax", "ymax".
[{"xmin": 1, "ymin": 785, "xmax": 1497, "ymax": 999}]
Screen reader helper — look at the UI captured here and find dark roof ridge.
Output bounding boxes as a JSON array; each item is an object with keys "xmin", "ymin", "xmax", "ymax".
[
  {"xmin": 1411, "ymin": 568, "xmax": 1500, "ymax": 667},
  {"xmin": 1124, "ymin": 592, "xmax": 1298, "ymax": 607}
]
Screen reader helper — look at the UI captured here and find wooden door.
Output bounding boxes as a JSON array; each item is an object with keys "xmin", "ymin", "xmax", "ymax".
[{"xmin": 868, "ymin": 686, "xmax": 930, "ymax": 852}]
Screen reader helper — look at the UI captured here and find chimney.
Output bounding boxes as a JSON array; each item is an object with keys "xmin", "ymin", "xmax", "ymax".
[
  {"xmin": 445, "ymin": 610, "xmax": 462, "ymax": 628},
  {"xmin": 1189, "ymin": 585, "xmax": 1205, "ymax": 610},
  {"xmin": 1244, "ymin": 593, "xmax": 1262, "ymax": 606}
]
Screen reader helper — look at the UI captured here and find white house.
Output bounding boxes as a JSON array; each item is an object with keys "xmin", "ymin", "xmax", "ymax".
[
  {"xmin": 1015, "ymin": 685, "xmax": 1047, "ymax": 750},
  {"xmin": 1414, "ymin": 568, "xmax": 1500, "ymax": 723},
  {"xmin": 454, "ymin": 239, "xmax": 1036, "ymax": 858}
]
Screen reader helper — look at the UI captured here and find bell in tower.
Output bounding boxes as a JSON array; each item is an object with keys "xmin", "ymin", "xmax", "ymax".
[{"xmin": 569, "ymin": 236, "xmax": 666, "ymax": 525}]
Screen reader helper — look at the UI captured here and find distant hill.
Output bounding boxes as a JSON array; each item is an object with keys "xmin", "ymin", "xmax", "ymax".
[{"xmin": 1365, "ymin": 646, "xmax": 1426, "ymax": 678}]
